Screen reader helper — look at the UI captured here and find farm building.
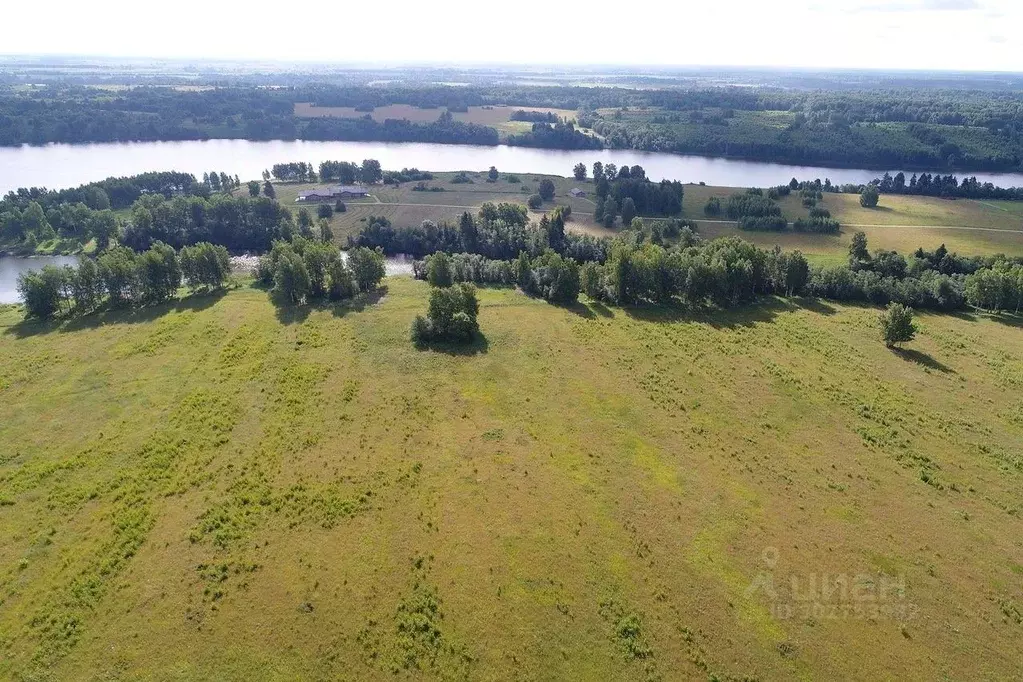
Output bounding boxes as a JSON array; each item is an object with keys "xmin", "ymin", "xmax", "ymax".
[
  {"xmin": 569, "ymin": 188, "xmax": 585, "ymax": 197},
  {"xmin": 296, "ymin": 185, "xmax": 369, "ymax": 202}
]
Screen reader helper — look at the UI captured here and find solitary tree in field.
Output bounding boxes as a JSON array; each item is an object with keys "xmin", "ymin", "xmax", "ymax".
[
  {"xmin": 263, "ymin": 180, "xmax": 276, "ymax": 200},
  {"xmin": 248, "ymin": 180, "xmax": 260, "ymax": 197},
  {"xmin": 879, "ymin": 302, "xmax": 917, "ymax": 348},
  {"xmin": 860, "ymin": 184, "xmax": 880, "ymax": 208},
  {"xmin": 538, "ymin": 178, "xmax": 556, "ymax": 201},
  {"xmin": 849, "ymin": 231, "xmax": 871, "ymax": 270},
  {"xmin": 573, "ymin": 163, "xmax": 587, "ymax": 181},
  {"xmin": 488, "ymin": 166, "xmax": 499, "ymax": 182}
]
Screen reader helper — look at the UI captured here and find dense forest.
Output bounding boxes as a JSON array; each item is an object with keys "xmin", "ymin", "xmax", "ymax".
[{"xmin": 4, "ymin": 82, "xmax": 1023, "ymax": 172}]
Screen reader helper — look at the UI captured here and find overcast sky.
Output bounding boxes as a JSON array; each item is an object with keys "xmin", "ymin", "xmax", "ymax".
[{"xmin": 4, "ymin": 0, "xmax": 1020, "ymax": 72}]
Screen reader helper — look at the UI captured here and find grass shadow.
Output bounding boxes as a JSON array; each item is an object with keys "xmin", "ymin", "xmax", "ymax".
[
  {"xmin": 892, "ymin": 347, "xmax": 955, "ymax": 374},
  {"xmin": 415, "ymin": 331, "xmax": 489, "ymax": 356},
  {"xmin": 273, "ymin": 285, "xmax": 389, "ymax": 325},
  {"xmin": 623, "ymin": 295, "xmax": 796, "ymax": 329},
  {"xmin": 561, "ymin": 301, "xmax": 596, "ymax": 319},
  {"xmin": 3, "ymin": 288, "xmax": 230, "ymax": 339},
  {"xmin": 792, "ymin": 297, "xmax": 837, "ymax": 316},
  {"xmin": 947, "ymin": 310, "xmax": 978, "ymax": 323},
  {"xmin": 990, "ymin": 312, "xmax": 1023, "ymax": 328}
]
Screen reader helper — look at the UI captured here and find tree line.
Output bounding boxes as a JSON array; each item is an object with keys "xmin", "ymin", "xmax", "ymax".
[
  {"xmin": 872, "ymin": 172, "xmax": 1023, "ymax": 201},
  {"xmin": 398, "ymin": 226, "xmax": 1023, "ymax": 315},
  {"xmin": 1, "ymin": 171, "xmax": 201, "ymax": 214},
  {"xmin": 6, "ymin": 83, "xmax": 1023, "ymax": 172},
  {"xmin": 1, "ymin": 171, "xmax": 240, "ymax": 251},
  {"xmin": 506, "ymin": 122, "xmax": 603, "ymax": 150},
  {"xmin": 348, "ymin": 207, "xmax": 609, "ymax": 264},
  {"xmin": 17, "ymin": 242, "xmax": 230, "ymax": 321},
  {"xmin": 121, "ymin": 194, "xmax": 295, "ymax": 252}
]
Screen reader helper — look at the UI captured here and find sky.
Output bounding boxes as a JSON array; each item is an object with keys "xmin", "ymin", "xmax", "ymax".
[{"xmin": 3, "ymin": 0, "xmax": 1021, "ymax": 72}]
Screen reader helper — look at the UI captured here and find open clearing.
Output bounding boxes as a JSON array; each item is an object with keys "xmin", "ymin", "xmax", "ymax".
[
  {"xmin": 682, "ymin": 185, "xmax": 1023, "ymax": 262},
  {"xmin": 293, "ymin": 104, "xmax": 580, "ymax": 137},
  {"xmin": 2, "ymin": 278, "xmax": 1023, "ymax": 680},
  {"xmin": 269, "ymin": 172, "xmax": 603, "ymax": 242},
  {"xmin": 267, "ymin": 174, "xmax": 1023, "ymax": 259}
]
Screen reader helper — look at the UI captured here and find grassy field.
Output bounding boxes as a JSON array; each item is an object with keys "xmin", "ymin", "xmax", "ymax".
[
  {"xmin": 681, "ymin": 185, "xmax": 1023, "ymax": 260},
  {"xmin": 269, "ymin": 172, "xmax": 606, "ymax": 243},
  {"xmin": 293, "ymin": 104, "xmax": 580, "ymax": 139},
  {"xmin": 265, "ymin": 174, "xmax": 1023, "ymax": 260},
  {"xmin": 2, "ymin": 278, "xmax": 1022, "ymax": 680}
]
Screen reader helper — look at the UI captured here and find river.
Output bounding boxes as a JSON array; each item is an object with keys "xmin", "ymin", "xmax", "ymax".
[{"xmin": 4, "ymin": 139, "xmax": 1023, "ymax": 196}]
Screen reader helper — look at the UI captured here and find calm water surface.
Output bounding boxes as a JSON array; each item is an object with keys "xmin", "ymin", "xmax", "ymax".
[
  {"xmin": 4, "ymin": 139, "xmax": 1023, "ymax": 195},
  {"xmin": 0, "ymin": 255, "xmax": 78, "ymax": 304}
]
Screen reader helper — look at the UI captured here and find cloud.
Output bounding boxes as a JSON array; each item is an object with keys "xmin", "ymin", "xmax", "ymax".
[
  {"xmin": 851, "ymin": 0, "xmax": 980, "ymax": 11},
  {"xmin": 924, "ymin": 0, "xmax": 980, "ymax": 8}
]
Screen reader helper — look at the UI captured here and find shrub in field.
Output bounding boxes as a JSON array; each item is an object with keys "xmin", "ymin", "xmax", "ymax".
[
  {"xmin": 879, "ymin": 302, "xmax": 917, "ymax": 347},
  {"xmin": 411, "ymin": 283, "xmax": 480, "ymax": 346},
  {"xmin": 860, "ymin": 184, "xmax": 880, "ymax": 208}
]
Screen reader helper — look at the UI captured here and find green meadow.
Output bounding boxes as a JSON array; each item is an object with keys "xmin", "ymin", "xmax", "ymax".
[
  {"xmin": 2, "ymin": 277, "xmax": 1022, "ymax": 680},
  {"xmin": 269, "ymin": 173, "xmax": 1023, "ymax": 263}
]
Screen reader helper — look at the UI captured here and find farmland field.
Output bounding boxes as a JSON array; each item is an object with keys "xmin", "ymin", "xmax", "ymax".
[{"xmin": 2, "ymin": 278, "xmax": 1022, "ymax": 680}]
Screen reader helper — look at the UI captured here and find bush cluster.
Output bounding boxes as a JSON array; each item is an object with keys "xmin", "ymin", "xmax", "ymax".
[
  {"xmin": 411, "ymin": 283, "xmax": 480, "ymax": 346},
  {"xmin": 256, "ymin": 238, "xmax": 384, "ymax": 304},
  {"xmin": 18, "ymin": 241, "xmax": 229, "ymax": 320}
]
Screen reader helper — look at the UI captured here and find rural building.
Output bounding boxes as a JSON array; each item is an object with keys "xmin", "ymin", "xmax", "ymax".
[
  {"xmin": 569, "ymin": 188, "xmax": 585, "ymax": 197},
  {"xmin": 296, "ymin": 185, "xmax": 369, "ymax": 202}
]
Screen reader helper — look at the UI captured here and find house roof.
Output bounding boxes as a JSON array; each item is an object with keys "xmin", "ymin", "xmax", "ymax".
[
  {"xmin": 297, "ymin": 185, "xmax": 368, "ymax": 200},
  {"xmin": 298, "ymin": 189, "xmax": 331, "ymax": 198}
]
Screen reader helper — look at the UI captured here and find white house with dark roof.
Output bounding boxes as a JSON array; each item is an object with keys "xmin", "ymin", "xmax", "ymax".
[{"xmin": 296, "ymin": 185, "xmax": 369, "ymax": 202}]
